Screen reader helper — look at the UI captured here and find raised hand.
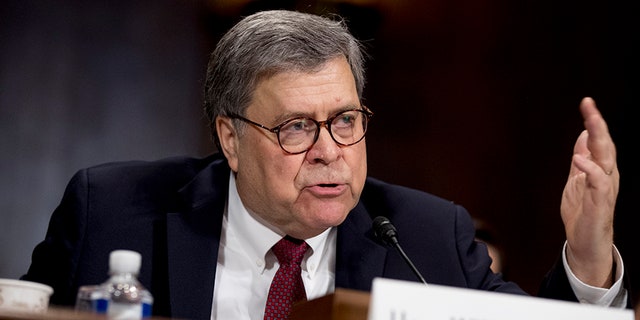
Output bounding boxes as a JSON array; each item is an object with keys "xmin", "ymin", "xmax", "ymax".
[{"xmin": 561, "ymin": 97, "xmax": 619, "ymax": 288}]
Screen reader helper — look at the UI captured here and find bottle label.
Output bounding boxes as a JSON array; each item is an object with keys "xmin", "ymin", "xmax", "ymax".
[
  {"xmin": 142, "ymin": 302, "xmax": 152, "ymax": 317},
  {"xmin": 108, "ymin": 302, "xmax": 143, "ymax": 320},
  {"xmin": 94, "ymin": 298, "xmax": 109, "ymax": 313},
  {"xmin": 75, "ymin": 285, "xmax": 107, "ymax": 314}
]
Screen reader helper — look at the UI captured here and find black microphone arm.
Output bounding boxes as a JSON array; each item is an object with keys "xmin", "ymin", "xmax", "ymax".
[{"xmin": 373, "ymin": 216, "xmax": 428, "ymax": 285}]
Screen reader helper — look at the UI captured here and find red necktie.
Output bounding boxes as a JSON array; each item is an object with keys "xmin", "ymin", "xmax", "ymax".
[{"xmin": 264, "ymin": 236, "xmax": 309, "ymax": 320}]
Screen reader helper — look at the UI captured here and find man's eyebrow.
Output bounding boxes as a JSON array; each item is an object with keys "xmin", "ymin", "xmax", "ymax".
[
  {"xmin": 271, "ymin": 110, "xmax": 307, "ymax": 124},
  {"xmin": 272, "ymin": 104, "xmax": 362, "ymax": 124}
]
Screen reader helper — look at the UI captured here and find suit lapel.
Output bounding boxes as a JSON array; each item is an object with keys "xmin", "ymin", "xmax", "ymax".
[
  {"xmin": 163, "ymin": 157, "xmax": 389, "ymax": 316},
  {"xmin": 166, "ymin": 158, "xmax": 229, "ymax": 319},
  {"xmin": 335, "ymin": 202, "xmax": 388, "ymax": 291}
]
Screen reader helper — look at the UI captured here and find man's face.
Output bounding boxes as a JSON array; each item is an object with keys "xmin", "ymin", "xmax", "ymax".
[{"xmin": 217, "ymin": 56, "xmax": 367, "ymax": 239}]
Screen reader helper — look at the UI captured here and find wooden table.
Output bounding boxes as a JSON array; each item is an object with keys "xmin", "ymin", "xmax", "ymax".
[{"xmin": 0, "ymin": 307, "xmax": 175, "ymax": 320}]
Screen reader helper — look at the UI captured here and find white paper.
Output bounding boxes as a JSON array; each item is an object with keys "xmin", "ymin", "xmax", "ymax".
[{"xmin": 368, "ymin": 278, "xmax": 633, "ymax": 320}]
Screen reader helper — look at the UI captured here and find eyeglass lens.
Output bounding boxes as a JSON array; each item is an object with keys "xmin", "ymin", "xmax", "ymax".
[{"xmin": 278, "ymin": 109, "xmax": 369, "ymax": 153}]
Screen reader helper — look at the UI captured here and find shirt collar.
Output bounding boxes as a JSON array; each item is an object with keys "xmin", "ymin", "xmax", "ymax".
[{"xmin": 226, "ymin": 172, "xmax": 332, "ymax": 278}]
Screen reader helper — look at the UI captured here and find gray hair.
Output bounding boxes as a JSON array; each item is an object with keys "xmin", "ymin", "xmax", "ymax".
[{"xmin": 203, "ymin": 10, "xmax": 366, "ymax": 145}]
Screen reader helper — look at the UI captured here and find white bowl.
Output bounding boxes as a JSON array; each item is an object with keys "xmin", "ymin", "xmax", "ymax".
[{"xmin": 0, "ymin": 278, "xmax": 54, "ymax": 314}]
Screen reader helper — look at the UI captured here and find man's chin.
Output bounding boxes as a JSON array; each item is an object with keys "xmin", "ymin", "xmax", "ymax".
[{"xmin": 306, "ymin": 206, "xmax": 351, "ymax": 227}]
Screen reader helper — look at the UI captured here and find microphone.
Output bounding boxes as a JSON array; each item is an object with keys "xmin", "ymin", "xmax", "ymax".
[{"xmin": 373, "ymin": 216, "xmax": 428, "ymax": 285}]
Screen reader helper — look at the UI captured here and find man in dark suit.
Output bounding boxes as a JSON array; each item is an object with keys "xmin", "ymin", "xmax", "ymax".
[{"xmin": 22, "ymin": 10, "xmax": 629, "ymax": 319}]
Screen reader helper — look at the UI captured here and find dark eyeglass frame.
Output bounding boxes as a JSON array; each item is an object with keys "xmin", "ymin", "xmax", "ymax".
[{"xmin": 227, "ymin": 107, "xmax": 373, "ymax": 154}]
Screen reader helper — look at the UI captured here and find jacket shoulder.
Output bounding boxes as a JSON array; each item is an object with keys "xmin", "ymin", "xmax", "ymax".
[
  {"xmin": 359, "ymin": 177, "xmax": 468, "ymax": 230},
  {"xmin": 76, "ymin": 154, "xmax": 223, "ymax": 186},
  {"xmin": 63, "ymin": 154, "xmax": 228, "ymax": 208},
  {"xmin": 362, "ymin": 177, "xmax": 456, "ymax": 210}
]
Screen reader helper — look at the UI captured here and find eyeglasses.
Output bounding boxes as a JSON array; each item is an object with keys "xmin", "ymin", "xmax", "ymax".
[{"xmin": 228, "ymin": 107, "xmax": 373, "ymax": 154}]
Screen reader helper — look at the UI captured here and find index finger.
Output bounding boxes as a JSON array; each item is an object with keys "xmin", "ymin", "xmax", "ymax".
[{"xmin": 579, "ymin": 97, "xmax": 616, "ymax": 174}]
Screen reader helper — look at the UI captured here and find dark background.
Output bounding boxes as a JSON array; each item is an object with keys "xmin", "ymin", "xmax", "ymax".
[{"xmin": 1, "ymin": 0, "xmax": 636, "ymax": 305}]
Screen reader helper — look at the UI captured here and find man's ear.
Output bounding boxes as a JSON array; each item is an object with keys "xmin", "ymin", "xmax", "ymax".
[{"xmin": 216, "ymin": 116, "xmax": 239, "ymax": 172}]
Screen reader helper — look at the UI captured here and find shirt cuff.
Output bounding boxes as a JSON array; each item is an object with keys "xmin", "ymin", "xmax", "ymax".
[{"xmin": 562, "ymin": 241, "xmax": 627, "ymax": 307}]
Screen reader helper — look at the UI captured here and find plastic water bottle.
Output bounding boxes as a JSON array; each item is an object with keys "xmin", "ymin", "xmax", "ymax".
[{"xmin": 100, "ymin": 250, "xmax": 153, "ymax": 319}]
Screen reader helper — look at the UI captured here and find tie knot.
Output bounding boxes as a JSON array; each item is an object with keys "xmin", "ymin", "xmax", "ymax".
[{"xmin": 272, "ymin": 236, "xmax": 308, "ymax": 266}]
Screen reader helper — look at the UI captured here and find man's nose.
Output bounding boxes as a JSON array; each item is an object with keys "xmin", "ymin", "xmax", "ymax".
[{"xmin": 305, "ymin": 125, "xmax": 340, "ymax": 163}]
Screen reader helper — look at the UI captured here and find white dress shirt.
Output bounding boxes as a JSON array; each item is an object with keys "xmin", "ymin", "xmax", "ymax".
[
  {"xmin": 562, "ymin": 242, "xmax": 627, "ymax": 306},
  {"xmin": 211, "ymin": 173, "xmax": 336, "ymax": 320},
  {"xmin": 210, "ymin": 173, "xmax": 627, "ymax": 319}
]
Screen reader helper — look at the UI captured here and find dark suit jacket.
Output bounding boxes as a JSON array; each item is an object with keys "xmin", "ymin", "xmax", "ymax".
[{"xmin": 21, "ymin": 153, "xmax": 607, "ymax": 319}]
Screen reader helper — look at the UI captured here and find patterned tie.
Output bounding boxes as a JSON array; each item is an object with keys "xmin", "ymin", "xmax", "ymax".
[{"xmin": 264, "ymin": 236, "xmax": 309, "ymax": 320}]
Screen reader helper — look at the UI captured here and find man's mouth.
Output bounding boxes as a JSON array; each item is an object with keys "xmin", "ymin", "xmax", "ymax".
[{"xmin": 306, "ymin": 183, "xmax": 347, "ymax": 196}]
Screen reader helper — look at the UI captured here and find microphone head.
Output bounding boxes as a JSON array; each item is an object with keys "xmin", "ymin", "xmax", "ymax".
[{"xmin": 373, "ymin": 216, "xmax": 398, "ymax": 246}]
